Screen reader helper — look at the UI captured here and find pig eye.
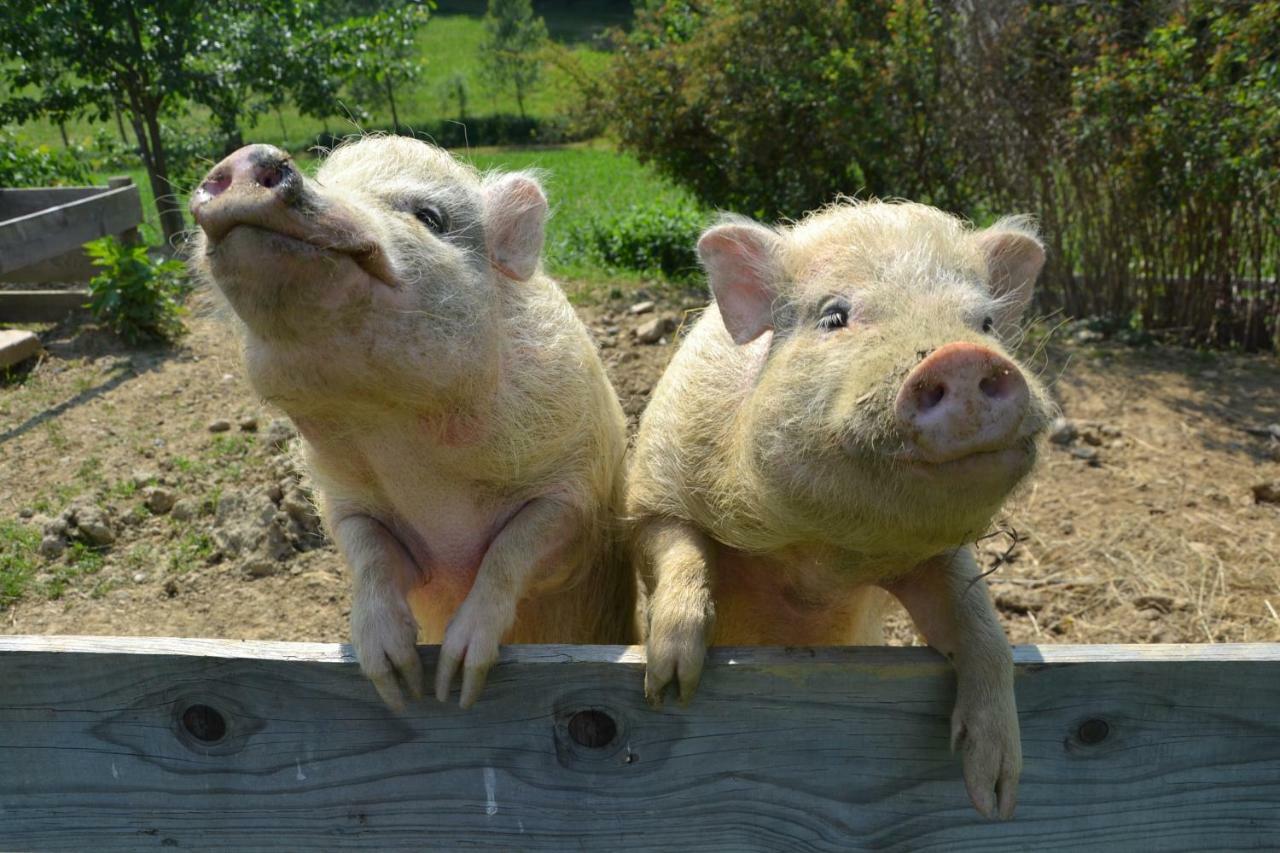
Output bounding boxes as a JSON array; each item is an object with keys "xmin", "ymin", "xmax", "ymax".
[
  {"xmin": 982, "ymin": 316, "xmax": 995, "ymax": 334},
  {"xmin": 413, "ymin": 205, "xmax": 446, "ymax": 234},
  {"xmin": 818, "ymin": 299, "xmax": 850, "ymax": 331}
]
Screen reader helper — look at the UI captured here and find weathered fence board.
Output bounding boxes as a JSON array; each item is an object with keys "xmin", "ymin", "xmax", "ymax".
[
  {"xmin": 1, "ymin": 638, "xmax": 1277, "ymax": 851},
  {"xmin": 0, "ymin": 180, "xmax": 142, "ymax": 276}
]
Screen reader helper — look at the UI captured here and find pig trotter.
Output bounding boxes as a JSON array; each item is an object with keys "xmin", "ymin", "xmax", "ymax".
[
  {"xmin": 644, "ymin": 599, "xmax": 714, "ymax": 707},
  {"xmin": 434, "ymin": 596, "xmax": 513, "ymax": 709},
  {"xmin": 638, "ymin": 518, "xmax": 717, "ymax": 707},
  {"xmin": 885, "ymin": 549, "xmax": 1021, "ymax": 819},
  {"xmin": 951, "ymin": 681, "xmax": 1021, "ymax": 820},
  {"xmin": 351, "ymin": 586, "xmax": 425, "ymax": 713}
]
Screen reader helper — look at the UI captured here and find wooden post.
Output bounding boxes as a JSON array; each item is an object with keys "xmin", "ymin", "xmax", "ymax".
[
  {"xmin": 106, "ymin": 176, "xmax": 141, "ymax": 247},
  {"xmin": 0, "ymin": 638, "xmax": 1278, "ymax": 850}
]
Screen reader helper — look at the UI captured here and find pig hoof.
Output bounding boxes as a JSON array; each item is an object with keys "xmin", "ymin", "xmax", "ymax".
[
  {"xmin": 434, "ymin": 600, "xmax": 512, "ymax": 708},
  {"xmin": 351, "ymin": 594, "xmax": 424, "ymax": 712},
  {"xmin": 643, "ymin": 606, "xmax": 713, "ymax": 708},
  {"xmin": 951, "ymin": 700, "xmax": 1022, "ymax": 819}
]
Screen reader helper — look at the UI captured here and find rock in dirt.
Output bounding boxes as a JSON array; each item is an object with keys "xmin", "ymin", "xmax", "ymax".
[
  {"xmin": 1069, "ymin": 446, "xmax": 1100, "ymax": 465},
  {"xmin": 263, "ymin": 418, "xmax": 294, "ymax": 451},
  {"xmin": 38, "ymin": 535, "xmax": 65, "ymax": 558},
  {"xmin": 238, "ymin": 415, "xmax": 259, "ymax": 432},
  {"xmin": 68, "ymin": 502, "xmax": 115, "ymax": 546},
  {"xmin": 1048, "ymin": 418, "xmax": 1077, "ymax": 446},
  {"xmin": 145, "ymin": 487, "xmax": 177, "ymax": 515},
  {"xmin": 634, "ymin": 316, "xmax": 676, "ymax": 344},
  {"xmin": 208, "ymin": 419, "xmax": 232, "ymax": 433},
  {"xmin": 169, "ymin": 499, "xmax": 197, "ymax": 521},
  {"xmin": 242, "ymin": 557, "xmax": 281, "ymax": 578},
  {"xmin": 1252, "ymin": 481, "xmax": 1280, "ymax": 504},
  {"xmin": 629, "ymin": 300, "xmax": 656, "ymax": 315},
  {"xmin": 0, "ymin": 329, "xmax": 41, "ymax": 370}
]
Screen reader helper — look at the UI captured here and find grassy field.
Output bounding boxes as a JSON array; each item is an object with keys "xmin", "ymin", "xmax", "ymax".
[
  {"xmin": 11, "ymin": 11, "xmax": 612, "ymax": 153},
  {"xmin": 88, "ymin": 144, "xmax": 706, "ymax": 288}
]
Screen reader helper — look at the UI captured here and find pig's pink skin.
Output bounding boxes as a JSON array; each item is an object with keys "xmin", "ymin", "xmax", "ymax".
[
  {"xmin": 190, "ymin": 137, "xmax": 634, "ymax": 711},
  {"xmin": 894, "ymin": 341, "xmax": 1031, "ymax": 464}
]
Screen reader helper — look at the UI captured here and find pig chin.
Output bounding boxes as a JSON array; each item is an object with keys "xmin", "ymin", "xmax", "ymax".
[{"xmin": 206, "ymin": 227, "xmax": 379, "ymax": 327}]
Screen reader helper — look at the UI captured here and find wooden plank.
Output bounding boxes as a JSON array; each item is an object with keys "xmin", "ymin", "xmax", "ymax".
[
  {"xmin": 0, "ymin": 246, "xmax": 100, "ymax": 283},
  {"xmin": 0, "ymin": 290, "xmax": 88, "ymax": 323},
  {"xmin": 0, "ymin": 329, "xmax": 41, "ymax": 368},
  {"xmin": 0, "ymin": 638, "xmax": 1277, "ymax": 851},
  {"xmin": 0, "ymin": 185, "xmax": 143, "ymax": 275},
  {"xmin": 0, "ymin": 187, "xmax": 104, "ymax": 221}
]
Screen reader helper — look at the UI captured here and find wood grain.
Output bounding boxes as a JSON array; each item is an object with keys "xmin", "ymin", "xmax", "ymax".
[
  {"xmin": 1, "ymin": 637, "xmax": 1276, "ymax": 851},
  {"xmin": 0, "ymin": 184, "xmax": 143, "ymax": 275}
]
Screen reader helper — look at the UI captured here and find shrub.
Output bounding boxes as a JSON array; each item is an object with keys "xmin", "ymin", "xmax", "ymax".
[
  {"xmin": 598, "ymin": 0, "xmax": 969, "ymax": 221},
  {"xmin": 577, "ymin": 204, "xmax": 707, "ymax": 281},
  {"xmin": 602, "ymin": 0, "xmax": 1280, "ymax": 349},
  {"xmin": 0, "ymin": 128, "xmax": 90, "ymax": 187},
  {"xmin": 85, "ymin": 237, "xmax": 189, "ymax": 345}
]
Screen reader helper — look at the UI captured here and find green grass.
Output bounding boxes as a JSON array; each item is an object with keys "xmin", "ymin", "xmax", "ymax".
[
  {"xmin": 11, "ymin": 11, "xmax": 612, "ymax": 153},
  {"xmin": 465, "ymin": 144, "xmax": 708, "ymax": 284},
  {"xmin": 0, "ymin": 521, "xmax": 41, "ymax": 609},
  {"xmin": 44, "ymin": 542, "xmax": 106, "ymax": 600},
  {"xmin": 169, "ymin": 531, "xmax": 215, "ymax": 574}
]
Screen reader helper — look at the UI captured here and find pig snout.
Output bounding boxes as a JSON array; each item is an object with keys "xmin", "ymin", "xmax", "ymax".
[
  {"xmin": 894, "ymin": 342, "xmax": 1029, "ymax": 464},
  {"xmin": 191, "ymin": 144, "xmax": 299, "ymax": 241}
]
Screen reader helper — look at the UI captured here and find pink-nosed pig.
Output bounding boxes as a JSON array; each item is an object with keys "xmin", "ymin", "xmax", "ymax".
[
  {"xmin": 190, "ymin": 136, "xmax": 634, "ymax": 710},
  {"xmin": 629, "ymin": 201, "xmax": 1052, "ymax": 818}
]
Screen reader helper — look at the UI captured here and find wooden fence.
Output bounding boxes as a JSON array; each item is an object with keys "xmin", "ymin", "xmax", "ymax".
[
  {"xmin": 1, "ymin": 637, "xmax": 1277, "ymax": 851},
  {"xmin": 0, "ymin": 178, "xmax": 143, "ymax": 323}
]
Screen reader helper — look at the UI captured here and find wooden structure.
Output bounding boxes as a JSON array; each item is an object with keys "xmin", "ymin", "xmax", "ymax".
[
  {"xmin": 0, "ymin": 637, "xmax": 1277, "ymax": 850},
  {"xmin": 0, "ymin": 177, "xmax": 143, "ymax": 323}
]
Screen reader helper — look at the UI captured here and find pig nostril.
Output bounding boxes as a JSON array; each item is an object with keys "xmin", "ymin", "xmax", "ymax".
[
  {"xmin": 918, "ymin": 382, "xmax": 946, "ymax": 411},
  {"xmin": 201, "ymin": 172, "xmax": 232, "ymax": 199},
  {"xmin": 257, "ymin": 164, "xmax": 284, "ymax": 189},
  {"xmin": 980, "ymin": 370, "xmax": 1013, "ymax": 399}
]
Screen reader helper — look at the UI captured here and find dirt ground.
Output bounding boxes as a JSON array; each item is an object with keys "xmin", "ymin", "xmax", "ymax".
[{"xmin": 2, "ymin": 292, "xmax": 1278, "ymax": 647}]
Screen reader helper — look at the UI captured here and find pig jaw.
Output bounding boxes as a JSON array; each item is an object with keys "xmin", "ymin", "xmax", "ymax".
[{"xmin": 741, "ymin": 333, "xmax": 1048, "ymax": 557}]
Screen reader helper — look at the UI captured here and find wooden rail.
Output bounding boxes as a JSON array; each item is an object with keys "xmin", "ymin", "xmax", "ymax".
[{"xmin": 1, "ymin": 637, "xmax": 1277, "ymax": 851}]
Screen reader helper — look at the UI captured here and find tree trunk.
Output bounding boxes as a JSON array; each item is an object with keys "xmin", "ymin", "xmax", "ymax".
[
  {"xmin": 385, "ymin": 76, "xmax": 401, "ymax": 134},
  {"xmin": 134, "ymin": 106, "xmax": 187, "ymax": 247},
  {"xmin": 515, "ymin": 84, "xmax": 526, "ymax": 120},
  {"xmin": 58, "ymin": 121, "xmax": 70, "ymax": 149},
  {"xmin": 276, "ymin": 107, "xmax": 289, "ymax": 143},
  {"xmin": 114, "ymin": 107, "xmax": 130, "ymax": 147}
]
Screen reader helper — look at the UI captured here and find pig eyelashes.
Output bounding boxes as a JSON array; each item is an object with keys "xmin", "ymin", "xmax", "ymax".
[
  {"xmin": 817, "ymin": 299, "xmax": 851, "ymax": 331},
  {"xmin": 413, "ymin": 204, "xmax": 447, "ymax": 235}
]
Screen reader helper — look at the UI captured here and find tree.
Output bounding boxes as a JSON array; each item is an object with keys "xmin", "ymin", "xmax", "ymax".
[
  {"xmin": 0, "ymin": 1, "xmax": 362, "ymax": 246},
  {"xmin": 340, "ymin": 2, "xmax": 432, "ymax": 133},
  {"xmin": 481, "ymin": 0, "xmax": 548, "ymax": 120}
]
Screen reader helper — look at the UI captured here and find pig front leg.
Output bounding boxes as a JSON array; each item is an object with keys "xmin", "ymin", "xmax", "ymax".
[
  {"xmin": 637, "ymin": 517, "xmax": 717, "ymax": 707},
  {"xmin": 332, "ymin": 514, "xmax": 427, "ymax": 712},
  {"xmin": 434, "ymin": 497, "xmax": 581, "ymax": 709},
  {"xmin": 883, "ymin": 548, "xmax": 1021, "ymax": 820}
]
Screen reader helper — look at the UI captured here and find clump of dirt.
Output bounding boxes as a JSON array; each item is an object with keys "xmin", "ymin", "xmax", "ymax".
[{"xmin": 1, "ymin": 293, "xmax": 1277, "ymax": 647}]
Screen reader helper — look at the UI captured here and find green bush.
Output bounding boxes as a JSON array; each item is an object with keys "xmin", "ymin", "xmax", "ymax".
[
  {"xmin": 601, "ymin": 0, "xmax": 1280, "ymax": 349},
  {"xmin": 599, "ymin": 0, "xmax": 968, "ymax": 220},
  {"xmin": 577, "ymin": 204, "xmax": 707, "ymax": 281},
  {"xmin": 85, "ymin": 237, "xmax": 189, "ymax": 345},
  {"xmin": 0, "ymin": 128, "xmax": 90, "ymax": 187}
]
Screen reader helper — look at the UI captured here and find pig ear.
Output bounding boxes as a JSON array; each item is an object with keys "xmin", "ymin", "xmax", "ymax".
[
  {"xmin": 977, "ymin": 221, "xmax": 1044, "ymax": 324},
  {"xmin": 698, "ymin": 221, "xmax": 783, "ymax": 345},
  {"xmin": 483, "ymin": 173, "xmax": 548, "ymax": 282}
]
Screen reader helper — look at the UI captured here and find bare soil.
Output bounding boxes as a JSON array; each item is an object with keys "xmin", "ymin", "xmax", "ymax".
[{"xmin": 2, "ymin": 293, "xmax": 1278, "ymax": 647}]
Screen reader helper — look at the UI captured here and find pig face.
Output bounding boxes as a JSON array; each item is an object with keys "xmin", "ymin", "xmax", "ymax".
[
  {"xmin": 190, "ymin": 136, "xmax": 547, "ymax": 405},
  {"xmin": 700, "ymin": 202, "xmax": 1052, "ymax": 553}
]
